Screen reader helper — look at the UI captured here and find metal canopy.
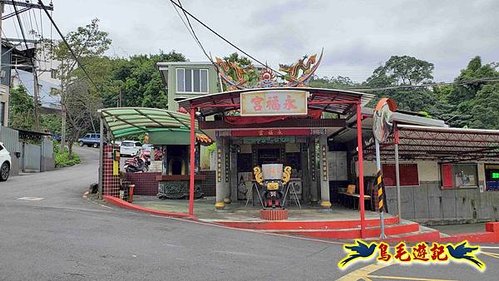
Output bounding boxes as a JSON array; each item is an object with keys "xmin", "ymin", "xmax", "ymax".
[
  {"xmin": 366, "ymin": 124, "xmax": 499, "ymax": 162},
  {"xmin": 178, "ymin": 87, "xmax": 374, "ymax": 117},
  {"xmin": 99, "ymin": 107, "xmax": 200, "ymax": 139}
]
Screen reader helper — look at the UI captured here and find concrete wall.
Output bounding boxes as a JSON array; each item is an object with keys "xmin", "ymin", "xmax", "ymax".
[
  {"xmin": 386, "ymin": 181, "xmax": 499, "ymax": 225},
  {"xmin": 355, "ymin": 159, "xmax": 499, "ymax": 224},
  {"xmin": 356, "ymin": 160, "xmax": 439, "ymax": 181}
]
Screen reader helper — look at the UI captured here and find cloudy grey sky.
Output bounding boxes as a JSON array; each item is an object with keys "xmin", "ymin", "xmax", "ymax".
[{"xmin": 3, "ymin": 0, "xmax": 498, "ymax": 82}]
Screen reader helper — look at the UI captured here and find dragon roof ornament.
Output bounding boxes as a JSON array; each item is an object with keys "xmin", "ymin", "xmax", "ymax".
[{"xmin": 215, "ymin": 49, "xmax": 323, "ymax": 90}]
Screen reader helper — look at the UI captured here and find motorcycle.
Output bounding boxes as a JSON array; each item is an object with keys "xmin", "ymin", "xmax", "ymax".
[{"xmin": 124, "ymin": 150, "xmax": 151, "ymax": 173}]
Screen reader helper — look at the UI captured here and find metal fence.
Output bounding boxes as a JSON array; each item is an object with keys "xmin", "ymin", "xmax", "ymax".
[
  {"xmin": 41, "ymin": 138, "xmax": 55, "ymax": 171},
  {"xmin": 0, "ymin": 126, "xmax": 55, "ymax": 174},
  {"xmin": 0, "ymin": 126, "xmax": 20, "ymax": 175},
  {"xmin": 22, "ymin": 143, "xmax": 41, "ymax": 172}
]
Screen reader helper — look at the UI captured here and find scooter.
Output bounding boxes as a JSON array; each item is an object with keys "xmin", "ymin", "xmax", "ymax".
[{"xmin": 124, "ymin": 150, "xmax": 151, "ymax": 173}]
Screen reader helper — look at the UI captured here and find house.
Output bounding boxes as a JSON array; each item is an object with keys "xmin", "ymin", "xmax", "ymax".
[
  {"xmin": 156, "ymin": 61, "xmax": 219, "ymax": 111},
  {"xmin": 10, "ymin": 41, "xmax": 61, "ymax": 113}
]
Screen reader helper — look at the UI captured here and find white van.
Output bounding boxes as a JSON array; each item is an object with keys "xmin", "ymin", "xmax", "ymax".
[{"xmin": 120, "ymin": 140, "xmax": 142, "ymax": 156}]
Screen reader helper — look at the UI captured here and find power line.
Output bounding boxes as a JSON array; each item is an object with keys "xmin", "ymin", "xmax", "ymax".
[
  {"xmin": 348, "ymin": 77, "xmax": 499, "ymax": 92},
  {"xmin": 8, "ymin": 6, "xmax": 21, "ymax": 39},
  {"xmin": 31, "ymin": 8, "xmax": 40, "ymax": 38},
  {"xmin": 39, "ymin": 8, "xmax": 43, "ymax": 38},
  {"xmin": 168, "ymin": 0, "xmax": 285, "ymax": 77},
  {"xmin": 38, "ymin": 0, "xmax": 99, "ymax": 91},
  {"xmin": 11, "ymin": 1, "xmax": 30, "ymax": 50},
  {"xmin": 172, "ymin": 0, "xmax": 213, "ymax": 65}
]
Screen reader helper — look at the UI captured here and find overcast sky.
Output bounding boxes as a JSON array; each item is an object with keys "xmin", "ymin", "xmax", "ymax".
[{"xmin": 2, "ymin": 0, "xmax": 498, "ymax": 82}]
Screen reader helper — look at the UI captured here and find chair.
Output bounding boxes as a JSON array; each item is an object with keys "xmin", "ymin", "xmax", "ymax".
[{"xmin": 346, "ymin": 184, "xmax": 356, "ymax": 194}]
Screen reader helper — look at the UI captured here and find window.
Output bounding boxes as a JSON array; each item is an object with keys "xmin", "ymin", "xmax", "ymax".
[
  {"xmin": 485, "ymin": 164, "xmax": 499, "ymax": 191},
  {"xmin": 382, "ymin": 163, "xmax": 419, "ymax": 186},
  {"xmin": 0, "ymin": 102, "xmax": 4, "ymax": 126},
  {"xmin": 441, "ymin": 163, "xmax": 478, "ymax": 189},
  {"xmin": 50, "ymin": 69, "xmax": 58, "ymax": 79},
  {"xmin": 176, "ymin": 68, "xmax": 209, "ymax": 93}
]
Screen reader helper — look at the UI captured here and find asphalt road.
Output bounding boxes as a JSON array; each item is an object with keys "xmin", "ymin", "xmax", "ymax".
[{"xmin": 0, "ymin": 146, "xmax": 498, "ymax": 280}]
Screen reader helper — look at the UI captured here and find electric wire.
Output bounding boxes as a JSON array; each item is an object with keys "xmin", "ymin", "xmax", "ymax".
[
  {"xmin": 348, "ymin": 77, "xmax": 499, "ymax": 92},
  {"xmin": 39, "ymin": 8, "xmax": 44, "ymax": 38},
  {"xmin": 38, "ymin": 0, "xmax": 99, "ymax": 91},
  {"xmin": 27, "ymin": 6, "xmax": 35, "ymax": 38},
  {"xmin": 11, "ymin": 1, "xmax": 30, "ymax": 50},
  {"xmin": 31, "ymin": 8, "xmax": 40, "ymax": 38},
  {"xmin": 8, "ymin": 6, "xmax": 22, "ymax": 42},
  {"xmin": 168, "ymin": 0, "xmax": 285, "ymax": 77},
  {"xmin": 173, "ymin": 0, "xmax": 215, "ymax": 66}
]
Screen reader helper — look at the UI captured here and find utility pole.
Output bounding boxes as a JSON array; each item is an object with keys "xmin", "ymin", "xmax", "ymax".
[
  {"xmin": 33, "ymin": 64, "xmax": 40, "ymax": 130},
  {"xmin": 60, "ymin": 59, "xmax": 65, "ymax": 151},
  {"xmin": 0, "ymin": 2, "xmax": 4, "ymax": 126},
  {"xmin": 0, "ymin": 0, "xmax": 54, "ymax": 129}
]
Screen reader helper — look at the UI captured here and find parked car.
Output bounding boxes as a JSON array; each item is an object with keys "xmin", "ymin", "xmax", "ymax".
[
  {"xmin": 78, "ymin": 133, "xmax": 101, "ymax": 148},
  {"xmin": 0, "ymin": 142, "xmax": 11, "ymax": 181},
  {"xmin": 142, "ymin": 143, "xmax": 154, "ymax": 153},
  {"xmin": 51, "ymin": 133, "xmax": 61, "ymax": 142},
  {"xmin": 120, "ymin": 140, "xmax": 142, "ymax": 156}
]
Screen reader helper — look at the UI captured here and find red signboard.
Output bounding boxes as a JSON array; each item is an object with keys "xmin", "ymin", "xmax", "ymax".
[
  {"xmin": 382, "ymin": 164, "xmax": 419, "ymax": 186},
  {"xmin": 441, "ymin": 164, "xmax": 454, "ymax": 189},
  {"xmin": 231, "ymin": 129, "xmax": 311, "ymax": 137}
]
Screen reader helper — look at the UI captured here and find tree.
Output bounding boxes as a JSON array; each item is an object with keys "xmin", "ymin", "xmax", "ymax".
[
  {"xmin": 9, "ymin": 86, "xmax": 35, "ymax": 130},
  {"xmin": 102, "ymin": 51, "xmax": 186, "ymax": 109},
  {"xmin": 309, "ymin": 75, "xmax": 357, "ymax": 89},
  {"xmin": 366, "ymin": 55, "xmax": 434, "ymax": 86},
  {"xmin": 64, "ymin": 80, "xmax": 102, "ymax": 149},
  {"xmin": 222, "ymin": 52, "xmax": 259, "ymax": 87},
  {"xmin": 50, "ymin": 18, "xmax": 111, "ymax": 155},
  {"xmin": 364, "ymin": 55, "xmax": 438, "ymax": 115},
  {"xmin": 442, "ymin": 56, "xmax": 499, "ymax": 128}
]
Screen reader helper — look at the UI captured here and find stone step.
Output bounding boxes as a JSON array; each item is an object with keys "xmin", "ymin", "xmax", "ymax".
[
  {"xmin": 214, "ymin": 216, "xmax": 399, "ymax": 230},
  {"xmin": 266, "ymin": 222, "xmax": 420, "ymax": 239}
]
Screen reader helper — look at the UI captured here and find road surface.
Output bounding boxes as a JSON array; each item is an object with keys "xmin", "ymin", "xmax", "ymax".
[{"xmin": 0, "ymin": 146, "xmax": 497, "ymax": 280}]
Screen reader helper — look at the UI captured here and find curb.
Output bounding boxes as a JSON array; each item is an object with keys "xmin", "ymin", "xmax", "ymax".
[
  {"xmin": 103, "ymin": 195, "xmax": 196, "ymax": 220},
  {"xmin": 101, "ymin": 195, "xmax": 499, "ymax": 243}
]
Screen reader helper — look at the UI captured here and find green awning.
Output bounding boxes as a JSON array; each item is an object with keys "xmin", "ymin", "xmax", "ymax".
[{"xmin": 99, "ymin": 107, "xmax": 200, "ymax": 139}]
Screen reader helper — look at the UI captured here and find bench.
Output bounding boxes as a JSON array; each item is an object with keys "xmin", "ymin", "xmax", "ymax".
[{"xmin": 338, "ymin": 189, "xmax": 373, "ymax": 210}]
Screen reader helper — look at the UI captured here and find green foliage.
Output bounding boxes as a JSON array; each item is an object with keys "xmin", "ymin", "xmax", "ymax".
[
  {"xmin": 102, "ymin": 51, "xmax": 186, "ymax": 109},
  {"xmin": 53, "ymin": 143, "xmax": 81, "ymax": 167},
  {"xmin": 366, "ymin": 55, "xmax": 434, "ymax": 86},
  {"xmin": 364, "ymin": 55, "xmax": 439, "ymax": 115},
  {"xmin": 437, "ymin": 56, "xmax": 499, "ymax": 128},
  {"xmin": 223, "ymin": 53, "xmax": 259, "ymax": 86},
  {"xmin": 47, "ymin": 18, "xmax": 111, "ymax": 154},
  {"xmin": 309, "ymin": 75, "xmax": 357, "ymax": 89},
  {"xmin": 9, "ymin": 86, "xmax": 35, "ymax": 130},
  {"xmin": 41, "ymin": 114, "xmax": 62, "ymax": 134}
]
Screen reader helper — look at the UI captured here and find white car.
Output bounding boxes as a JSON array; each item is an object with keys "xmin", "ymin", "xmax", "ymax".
[
  {"xmin": 120, "ymin": 140, "xmax": 142, "ymax": 156},
  {"xmin": 0, "ymin": 142, "xmax": 11, "ymax": 181}
]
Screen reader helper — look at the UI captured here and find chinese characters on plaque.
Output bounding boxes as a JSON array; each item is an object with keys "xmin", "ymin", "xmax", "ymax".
[{"xmin": 240, "ymin": 90, "xmax": 308, "ymax": 116}]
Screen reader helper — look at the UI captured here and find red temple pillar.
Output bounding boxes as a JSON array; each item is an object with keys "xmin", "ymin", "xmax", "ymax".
[
  {"xmin": 188, "ymin": 107, "xmax": 196, "ymax": 216},
  {"xmin": 356, "ymin": 102, "xmax": 366, "ymax": 238}
]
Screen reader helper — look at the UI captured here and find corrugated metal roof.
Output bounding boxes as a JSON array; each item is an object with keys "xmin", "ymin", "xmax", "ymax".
[{"xmin": 98, "ymin": 108, "xmax": 212, "ymax": 144}]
